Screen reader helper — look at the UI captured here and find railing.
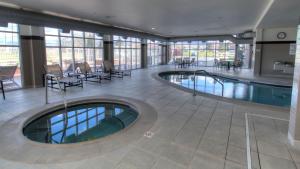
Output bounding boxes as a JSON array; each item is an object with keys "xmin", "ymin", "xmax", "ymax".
[
  {"xmin": 193, "ymin": 70, "xmax": 224, "ymax": 96},
  {"xmin": 45, "ymin": 74, "xmax": 64, "ymax": 104}
]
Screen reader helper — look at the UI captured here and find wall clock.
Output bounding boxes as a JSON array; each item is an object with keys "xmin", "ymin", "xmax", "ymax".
[{"xmin": 277, "ymin": 32, "xmax": 287, "ymax": 39}]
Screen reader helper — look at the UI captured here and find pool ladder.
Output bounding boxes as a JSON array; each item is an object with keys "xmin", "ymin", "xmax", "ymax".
[{"xmin": 193, "ymin": 70, "xmax": 224, "ymax": 96}]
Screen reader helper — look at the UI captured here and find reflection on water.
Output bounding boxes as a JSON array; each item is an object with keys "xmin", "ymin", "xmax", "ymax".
[
  {"xmin": 161, "ymin": 73, "xmax": 292, "ymax": 107},
  {"xmin": 23, "ymin": 103, "xmax": 138, "ymax": 144}
]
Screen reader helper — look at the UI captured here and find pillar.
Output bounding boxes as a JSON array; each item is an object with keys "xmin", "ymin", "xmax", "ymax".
[
  {"xmin": 161, "ymin": 43, "xmax": 168, "ymax": 65},
  {"xmin": 141, "ymin": 39, "xmax": 148, "ymax": 69},
  {"xmin": 19, "ymin": 25, "xmax": 46, "ymax": 88},
  {"xmin": 234, "ymin": 43, "xmax": 239, "ymax": 62},
  {"xmin": 253, "ymin": 29, "xmax": 264, "ymax": 76},
  {"xmin": 289, "ymin": 25, "xmax": 300, "ymax": 147},
  {"xmin": 253, "ymin": 43, "xmax": 263, "ymax": 76},
  {"xmin": 103, "ymin": 35, "xmax": 114, "ymax": 65}
]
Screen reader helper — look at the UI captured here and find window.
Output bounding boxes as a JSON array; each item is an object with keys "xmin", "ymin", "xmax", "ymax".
[
  {"xmin": 0, "ymin": 23, "xmax": 21, "ymax": 88},
  {"xmin": 147, "ymin": 40, "xmax": 162, "ymax": 66},
  {"xmin": 237, "ymin": 44, "xmax": 251, "ymax": 68},
  {"xmin": 45, "ymin": 27, "xmax": 104, "ymax": 72},
  {"xmin": 170, "ymin": 40, "xmax": 245, "ymax": 68},
  {"xmin": 113, "ymin": 36, "xmax": 141, "ymax": 70}
]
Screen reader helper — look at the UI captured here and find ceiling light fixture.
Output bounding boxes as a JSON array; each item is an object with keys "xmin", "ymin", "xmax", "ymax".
[{"xmin": 151, "ymin": 27, "xmax": 156, "ymax": 30}]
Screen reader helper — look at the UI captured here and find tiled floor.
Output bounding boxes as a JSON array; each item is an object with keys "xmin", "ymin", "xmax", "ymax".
[{"xmin": 0, "ymin": 66, "xmax": 298, "ymax": 169}]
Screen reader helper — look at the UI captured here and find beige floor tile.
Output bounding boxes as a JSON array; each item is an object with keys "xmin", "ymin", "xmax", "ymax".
[
  {"xmin": 257, "ymin": 141, "xmax": 292, "ymax": 160},
  {"xmin": 120, "ymin": 148, "xmax": 157, "ymax": 169},
  {"xmin": 226, "ymin": 145, "xmax": 260, "ymax": 169},
  {"xmin": 160, "ymin": 142, "xmax": 194, "ymax": 167},
  {"xmin": 152, "ymin": 158, "xmax": 186, "ymax": 169},
  {"xmin": 260, "ymin": 154, "xmax": 297, "ymax": 169},
  {"xmin": 197, "ymin": 138, "xmax": 227, "ymax": 159},
  {"xmin": 189, "ymin": 153, "xmax": 224, "ymax": 169}
]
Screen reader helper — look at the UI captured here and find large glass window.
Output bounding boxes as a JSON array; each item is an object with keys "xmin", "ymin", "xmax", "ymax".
[
  {"xmin": 147, "ymin": 40, "xmax": 162, "ymax": 66},
  {"xmin": 237, "ymin": 44, "xmax": 251, "ymax": 68},
  {"xmin": 0, "ymin": 23, "xmax": 22, "ymax": 88},
  {"xmin": 45, "ymin": 27, "xmax": 103, "ymax": 72},
  {"xmin": 113, "ymin": 36, "xmax": 141, "ymax": 70},
  {"xmin": 170, "ymin": 40, "xmax": 247, "ymax": 68}
]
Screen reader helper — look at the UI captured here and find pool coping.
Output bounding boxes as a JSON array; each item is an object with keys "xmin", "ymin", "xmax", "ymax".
[
  {"xmin": 0, "ymin": 95, "xmax": 158, "ymax": 164},
  {"xmin": 152, "ymin": 70, "xmax": 290, "ymax": 113}
]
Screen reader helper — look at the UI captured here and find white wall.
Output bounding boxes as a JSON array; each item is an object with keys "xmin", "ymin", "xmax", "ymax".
[
  {"xmin": 256, "ymin": 27, "xmax": 297, "ymax": 41},
  {"xmin": 254, "ymin": 27, "xmax": 297, "ymax": 77}
]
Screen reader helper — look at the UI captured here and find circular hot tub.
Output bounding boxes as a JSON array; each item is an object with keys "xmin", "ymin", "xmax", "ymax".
[
  {"xmin": 0, "ymin": 96, "xmax": 157, "ymax": 163},
  {"xmin": 23, "ymin": 103, "xmax": 139, "ymax": 144}
]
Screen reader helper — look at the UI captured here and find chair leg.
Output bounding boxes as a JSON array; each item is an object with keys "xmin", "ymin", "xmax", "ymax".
[
  {"xmin": 64, "ymin": 83, "xmax": 66, "ymax": 92},
  {"xmin": 1, "ymin": 81, "xmax": 5, "ymax": 100}
]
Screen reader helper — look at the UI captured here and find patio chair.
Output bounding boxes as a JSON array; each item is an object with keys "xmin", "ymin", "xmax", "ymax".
[
  {"xmin": 219, "ymin": 59, "xmax": 229, "ymax": 70},
  {"xmin": 190, "ymin": 58, "xmax": 196, "ymax": 67},
  {"xmin": 77, "ymin": 62, "xmax": 111, "ymax": 82},
  {"xmin": 0, "ymin": 65, "xmax": 18, "ymax": 100},
  {"xmin": 214, "ymin": 59, "xmax": 220, "ymax": 68},
  {"xmin": 175, "ymin": 58, "xmax": 183, "ymax": 68},
  {"xmin": 0, "ymin": 80, "xmax": 4, "ymax": 99},
  {"xmin": 44, "ymin": 64, "xmax": 83, "ymax": 91},
  {"xmin": 232, "ymin": 60, "xmax": 243, "ymax": 71},
  {"xmin": 103, "ymin": 61, "xmax": 131, "ymax": 78}
]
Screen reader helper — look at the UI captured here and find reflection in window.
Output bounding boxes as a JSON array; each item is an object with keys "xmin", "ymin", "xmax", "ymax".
[
  {"xmin": 45, "ymin": 28, "xmax": 104, "ymax": 72},
  {"xmin": 46, "ymin": 105, "xmax": 121, "ymax": 143}
]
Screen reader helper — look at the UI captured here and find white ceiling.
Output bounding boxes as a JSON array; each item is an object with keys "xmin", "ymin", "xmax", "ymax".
[
  {"xmin": 0, "ymin": 0, "xmax": 298, "ymax": 37},
  {"xmin": 258, "ymin": 0, "xmax": 300, "ymax": 29}
]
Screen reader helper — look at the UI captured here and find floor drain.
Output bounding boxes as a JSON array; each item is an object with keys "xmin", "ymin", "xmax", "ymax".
[{"xmin": 144, "ymin": 131, "xmax": 154, "ymax": 138}]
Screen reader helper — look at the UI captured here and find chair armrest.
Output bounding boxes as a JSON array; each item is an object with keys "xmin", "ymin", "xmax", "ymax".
[{"xmin": 46, "ymin": 74, "xmax": 61, "ymax": 79}]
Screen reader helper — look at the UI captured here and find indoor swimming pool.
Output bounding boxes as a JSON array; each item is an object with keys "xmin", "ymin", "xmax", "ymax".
[
  {"xmin": 159, "ymin": 71, "xmax": 292, "ymax": 107},
  {"xmin": 23, "ymin": 103, "xmax": 139, "ymax": 144}
]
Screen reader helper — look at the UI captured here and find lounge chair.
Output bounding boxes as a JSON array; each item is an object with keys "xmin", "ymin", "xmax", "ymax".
[
  {"xmin": 77, "ymin": 62, "xmax": 111, "ymax": 83},
  {"xmin": 103, "ymin": 61, "xmax": 131, "ymax": 78},
  {"xmin": 0, "ymin": 65, "xmax": 18, "ymax": 99},
  {"xmin": 44, "ymin": 64, "xmax": 83, "ymax": 91}
]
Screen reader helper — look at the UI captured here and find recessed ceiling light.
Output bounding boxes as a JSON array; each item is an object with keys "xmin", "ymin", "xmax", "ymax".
[{"xmin": 151, "ymin": 28, "xmax": 156, "ymax": 30}]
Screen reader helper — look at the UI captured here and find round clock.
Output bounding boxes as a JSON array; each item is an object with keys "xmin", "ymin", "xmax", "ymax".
[{"xmin": 277, "ymin": 32, "xmax": 287, "ymax": 39}]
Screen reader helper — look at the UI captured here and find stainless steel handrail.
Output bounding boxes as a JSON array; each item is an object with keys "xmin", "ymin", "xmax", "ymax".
[
  {"xmin": 193, "ymin": 70, "xmax": 224, "ymax": 96},
  {"xmin": 45, "ymin": 74, "xmax": 64, "ymax": 104}
]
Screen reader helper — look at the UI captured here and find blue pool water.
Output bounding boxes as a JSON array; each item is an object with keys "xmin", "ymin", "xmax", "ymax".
[
  {"xmin": 160, "ymin": 72, "xmax": 292, "ymax": 107},
  {"xmin": 23, "ymin": 103, "xmax": 138, "ymax": 144}
]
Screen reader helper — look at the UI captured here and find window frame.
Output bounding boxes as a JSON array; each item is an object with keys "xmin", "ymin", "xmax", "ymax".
[{"xmin": 45, "ymin": 27, "xmax": 104, "ymax": 72}]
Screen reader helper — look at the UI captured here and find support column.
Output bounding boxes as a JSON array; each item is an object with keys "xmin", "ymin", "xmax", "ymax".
[
  {"xmin": 161, "ymin": 43, "xmax": 168, "ymax": 65},
  {"xmin": 253, "ymin": 43, "xmax": 263, "ymax": 76},
  {"xmin": 19, "ymin": 25, "xmax": 46, "ymax": 88},
  {"xmin": 103, "ymin": 34, "xmax": 114, "ymax": 65},
  {"xmin": 249, "ymin": 43, "xmax": 254, "ymax": 69},
  {"xmin": 234, "ymin": 43, "xmax": 239, "ymax": 62},
  {"xmin": 141, "ymin": 39, "xmax": 148, "ymax": 69},
  {"xmin": 289, "ymin": 25, "xmax": 300, "ymax": 147},
  {"xmin": 253, "ymin": 29, "xmax": 263, "ymax": 76},
  {"xmin": 166, "ymin": 42, "xmax": 171, "ymax": 64}
]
